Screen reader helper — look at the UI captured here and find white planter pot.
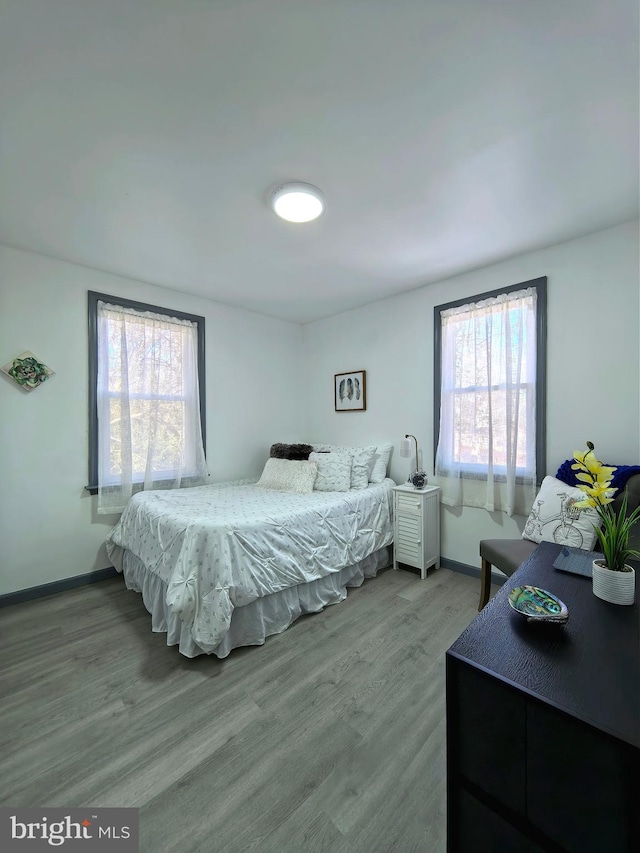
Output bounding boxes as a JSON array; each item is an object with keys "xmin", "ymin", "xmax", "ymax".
[{"xmin": 592, "ymin": 561, "xmax": 636, "ymax": 605}]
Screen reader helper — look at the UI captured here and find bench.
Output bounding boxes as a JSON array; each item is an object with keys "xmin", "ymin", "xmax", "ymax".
[{"xmin": 478, "ymin": 472, "xmax": 640, "ymax": 610}]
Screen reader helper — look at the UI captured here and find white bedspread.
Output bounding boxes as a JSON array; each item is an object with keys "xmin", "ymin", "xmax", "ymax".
[{"xmin": 105, "ymin": 479, "xmax": 394, "ymax": 652}]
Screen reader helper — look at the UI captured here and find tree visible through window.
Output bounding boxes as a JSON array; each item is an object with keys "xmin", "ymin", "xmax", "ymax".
[
  {"xmin": 433, "ymin": 278, "xmax": 546, "ymax": 516},
  {"xmin": 88, "ymin": 292, "xmax": 208, "ymax": 514}
]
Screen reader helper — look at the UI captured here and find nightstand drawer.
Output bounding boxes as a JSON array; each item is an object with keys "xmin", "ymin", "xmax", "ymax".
[
  {"xmin": 397, "ymin": 515, "xmax": 421, "ymax": 538},
  {"xmin": 396, "ymin": 493, "xmax": 423, "ymax": 515}
]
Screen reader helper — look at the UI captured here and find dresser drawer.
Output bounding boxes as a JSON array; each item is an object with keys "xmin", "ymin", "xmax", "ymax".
[
  {"xmin": 448, "ymin": 659, "xmax": 526, "ymax": 816},
  {"xmin": 453, "ymin": 789, "xmax": 538, "ymax": 853},
  {"xmin": 527, "ymin": 700, "xmax": 637, "ymax": 851}
]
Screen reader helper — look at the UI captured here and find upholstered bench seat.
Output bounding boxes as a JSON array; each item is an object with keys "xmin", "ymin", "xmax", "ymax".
[{"xmin": 478, "ymin": 539, "xmax": 537, "ymax": 610}]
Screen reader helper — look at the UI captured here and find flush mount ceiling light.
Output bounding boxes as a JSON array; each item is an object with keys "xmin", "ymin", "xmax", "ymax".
[{"xmin": 270, "ymin": 182, "xmax": 325, "ymax": 223}]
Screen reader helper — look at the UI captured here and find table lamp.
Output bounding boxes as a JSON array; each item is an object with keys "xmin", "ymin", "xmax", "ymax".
[
  {"xmin": 400, "ymin": 434, "xmax": 418, "ymax": 479},
  {"xmin": 400, "ymin": 434, "xmax": 427, "ymax": 488}
]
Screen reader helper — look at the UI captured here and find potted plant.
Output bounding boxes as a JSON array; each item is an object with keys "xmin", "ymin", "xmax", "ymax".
[{"xmin": 573, "ymin": 441, "xmax": 640, "ymax": 605}]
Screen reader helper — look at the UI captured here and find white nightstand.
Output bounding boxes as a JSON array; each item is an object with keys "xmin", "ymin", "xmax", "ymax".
[{"xmin": 392, "ymin": 483, "xmax": 440, "ymax": 579}]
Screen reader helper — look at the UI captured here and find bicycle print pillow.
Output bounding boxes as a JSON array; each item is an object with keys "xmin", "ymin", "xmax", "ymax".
[{"xmin": 522, "ymin": 476, "xmax": 600, "ymax": 550}]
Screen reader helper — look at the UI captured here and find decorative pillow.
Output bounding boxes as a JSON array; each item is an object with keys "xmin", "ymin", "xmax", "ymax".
[
  {"xmin": 522, "ymin": 476, "xmax": 600, "ymax": 550},
  {"xmin": 312, "ymin": 443, "xmax": 340, "ymax": 454},
  {"xmin": 350, "ymin": 446, "xmax": 377, "ymax": 489},
  {"xmin": 312, "ymin": 443, "xmax": 377, "ymax": 489},
  {"xmin": 369, "ymin": 443, "xmax": 394, "ymax": 483},
  {"xmin": 270, "ymin": 443, "xmax": 313, "ymax": 460},
  {"xmin": 257, "ymin": 458, "xmax": 317, "ymax": 494},
  {"xmin": 308, "ymin": 451, "xmax": 352, "ymax": 492}
]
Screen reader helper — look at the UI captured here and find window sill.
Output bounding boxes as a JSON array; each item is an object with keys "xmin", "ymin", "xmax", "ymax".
[
  {"xmin": 436, "ymin": 470, "xmax": 533, "ymax": 485},
  {"xmin": 85, "ymin": 476, "xmax": 206, "ymax": 496}
]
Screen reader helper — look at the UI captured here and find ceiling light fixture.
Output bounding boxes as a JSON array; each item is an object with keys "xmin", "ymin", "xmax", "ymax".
[{"xmin": 270, "ymin": 182, "xmax": 325, "ymax": 223}]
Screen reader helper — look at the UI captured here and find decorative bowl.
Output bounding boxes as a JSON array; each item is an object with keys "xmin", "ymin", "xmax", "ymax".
[{"xmin": 508, "ymin": 585, "xmax": 569, "ymax": 623}]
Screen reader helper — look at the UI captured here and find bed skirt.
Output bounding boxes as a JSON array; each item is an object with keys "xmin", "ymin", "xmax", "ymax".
[{"xmin": 120, "ymin": 546, "xmax": 392, "ymax": 658}]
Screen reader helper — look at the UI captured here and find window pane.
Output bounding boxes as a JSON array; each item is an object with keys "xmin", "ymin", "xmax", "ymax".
[
  {"xmin": 449, "ymin": 301, "xmax": 533, "ymax": 394},
  {"xmin": 89, "ymin": 291, "xmax": 207, "ymax": 499},
  {"xmin": 451, "ymin": 388, "xmax": 530, "ymax": 468},
  {"xmin": 106, "ymin": 315, "xmax": 188, "ymax": 397},
  {"xmin": 106, "ymin": 398, "xmax": 189, "ymax": 478},
  {"xmin": 434, "ymin": 281, "xmax": 545, "ymax": 490}
]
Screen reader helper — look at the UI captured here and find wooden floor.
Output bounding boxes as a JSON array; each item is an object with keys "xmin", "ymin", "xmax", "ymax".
[{"xmin": 0, "ymin": 566, "xmax": 494, "ymax": 853}]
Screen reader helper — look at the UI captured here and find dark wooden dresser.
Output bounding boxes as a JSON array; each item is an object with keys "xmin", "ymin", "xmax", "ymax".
[{"xmin": 446, "ymin": 541, "xmax": 639, "ymax": 852}]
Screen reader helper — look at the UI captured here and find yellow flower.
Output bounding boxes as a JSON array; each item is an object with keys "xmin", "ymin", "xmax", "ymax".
[
  {"xmin": 572, "ymin": 449, "xmax": 591, "ymax": 467},
  {"xmin": 571, "ymin": 441, "xmax": 640, "ymax": 571},
  {"xmin": 574, "ymin": 468, "xmax": 616, "ymax": 487},
  {"xmin": 572, "ymin": 443, "xmax": 617, "ymax": 514},
  {"xmin": 573, "ymin": 496, "xmax": 597, "ymax": 509},
  {"xmin": 577, "ymin": 482, "xmax": 615, "ymax": 504},
  {"xmin": 572, "ymin": 452, "xmax": 615, "ymax": 478},
  {"xmin": 594, "ymin": 466, "xmax": 616, "ymax": 483},
  {"xmin": 572, "ymin": 443, "xmax": 617, "ymax": 497}
]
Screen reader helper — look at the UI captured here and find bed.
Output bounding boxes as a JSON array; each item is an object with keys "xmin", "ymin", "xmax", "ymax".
[{"xmin": 105, "ymin": 476, "xmax": 395, "ymax": 657}]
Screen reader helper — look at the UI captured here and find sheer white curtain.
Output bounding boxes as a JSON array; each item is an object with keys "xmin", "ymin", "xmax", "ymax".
[
  {"xmin": 97, "ymin": 301, "xmax": 208, "ymax": 514},
  {"xmin": 434, "ymin": 288, "xmax": 537, "ymax": 516}
]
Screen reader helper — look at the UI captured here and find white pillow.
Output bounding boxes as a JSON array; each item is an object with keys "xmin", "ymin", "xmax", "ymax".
[
  {"xmin": 369, "ymin": 443, "xmax": 393, "ymax": 483},
  {"xmin": 312, "ymin": 443, "xmax": 378, "ymax": 488},
  {"xmin": 522, "ymin": 476, "xmax": 600, "ymax": 550},
  {"xmin": 256, "ymin": 458, "xmax": 317, "ymax": 494},
  {"xmin": 309, "ymin": 451, "xmax": 352, "ymax": 492},
  {"xmin": 350, "ymin": 446, "xmax": 376, "ymax": 489}
]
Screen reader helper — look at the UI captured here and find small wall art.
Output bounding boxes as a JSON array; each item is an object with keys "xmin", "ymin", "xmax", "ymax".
[
  {"xmin": 1, "ymin": 351, "xmax": 54, "ymax": 391},
  {"xmin": 334, "ymin": 369, "xmax": 366, "ymax": 412}
]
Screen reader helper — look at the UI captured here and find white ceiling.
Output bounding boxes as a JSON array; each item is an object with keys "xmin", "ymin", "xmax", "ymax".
[{"xmin": 1, "ymin": 0, "xmax": 638, "ymax": 324}]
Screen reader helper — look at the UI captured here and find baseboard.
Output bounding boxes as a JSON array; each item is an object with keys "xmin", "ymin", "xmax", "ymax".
[
  {"xmin": 0, "ymin": 567, "xmax": 119, "ymax": 608},
  {"xmin": 1, "ymin": 558, "xmax": 503, "ymax": 608},
  {"xmin": 440, "ymin": 557, "xmax": 507, "ymax": 586}
]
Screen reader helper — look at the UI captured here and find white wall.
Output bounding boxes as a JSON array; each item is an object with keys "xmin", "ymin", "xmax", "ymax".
[
  {"xmin": 0, "ymin": 245, "xmax": 303, "ymax": 595},
  {"xmin": 301, "ymin": 220, "xmax": 640, "ymax": 568},
  {"xmin": 2, "ymin": 221, "xmax": 637, "ymax": 594}
]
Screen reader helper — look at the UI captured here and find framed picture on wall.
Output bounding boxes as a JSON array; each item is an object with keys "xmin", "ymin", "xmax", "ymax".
[{"xmin": 334, "ymin": 369, "xmax": 366, "ymax": 412}]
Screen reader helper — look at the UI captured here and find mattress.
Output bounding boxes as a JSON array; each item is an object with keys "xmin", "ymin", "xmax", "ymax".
[{"xmin": 106, "ymin": 478, "xmax": 395, "ymax": 654}]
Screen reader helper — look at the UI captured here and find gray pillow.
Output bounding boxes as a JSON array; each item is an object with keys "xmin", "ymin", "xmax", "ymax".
[{"xmin": 270, "ymin": 443, "xmax": 313, "ymax": 461}]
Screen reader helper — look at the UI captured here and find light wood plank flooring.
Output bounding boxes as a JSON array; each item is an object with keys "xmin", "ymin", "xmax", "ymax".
[{"xmin": 0, "ymin": 566, "xmax": 496, "ymax": 853}]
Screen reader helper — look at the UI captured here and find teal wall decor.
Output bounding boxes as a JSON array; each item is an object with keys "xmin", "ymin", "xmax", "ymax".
[{"xmin": 1, "ymin": 351, "xmax": 54, "ymax": 391}]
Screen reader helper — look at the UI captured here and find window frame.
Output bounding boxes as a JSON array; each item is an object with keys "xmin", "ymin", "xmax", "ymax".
[
  {"xmin": 87, "ymin": 290, "xmax": 206, "ymax": 493},
  {"xmin": 433, "ymin": 276, "xmax": 547, "ymax": 484}
]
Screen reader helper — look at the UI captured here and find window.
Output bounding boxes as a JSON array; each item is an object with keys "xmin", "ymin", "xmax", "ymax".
[
  {"xmin": 433, "ymin": 277, "xmax": 546, "ymax": 516},
  {"xmin": 88, "ymin": 292, "xmax": 207, "ymax": 513}
]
